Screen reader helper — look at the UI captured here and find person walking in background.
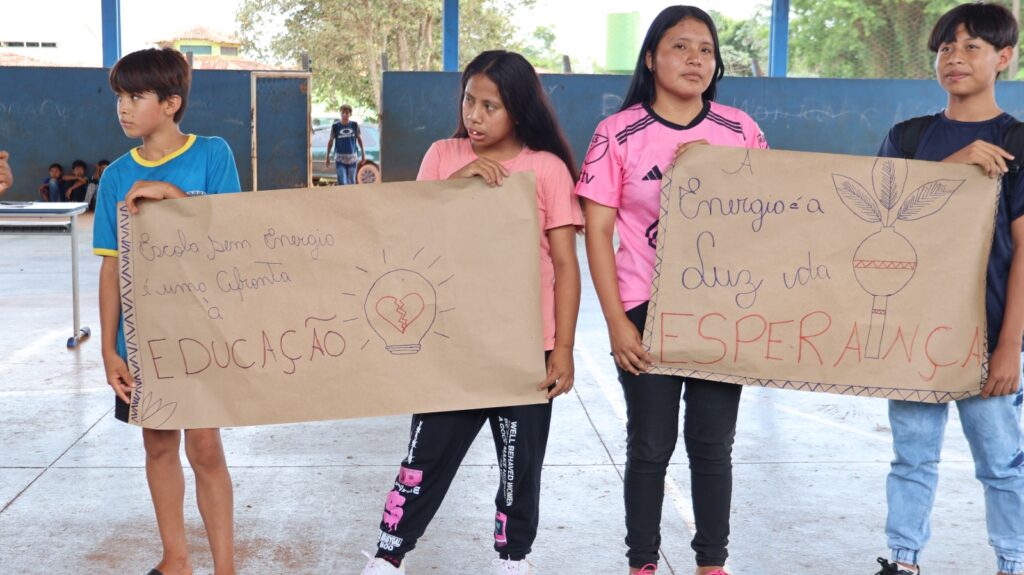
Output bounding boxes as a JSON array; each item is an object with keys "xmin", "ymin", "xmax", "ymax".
[{"xmin": 325, "ymin": 104, "xmax": 365, "ymax": 185}]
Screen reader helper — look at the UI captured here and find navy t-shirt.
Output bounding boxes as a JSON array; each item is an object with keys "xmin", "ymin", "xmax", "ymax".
[
  {"xmin": 879, "ymin": 112, "xmax": 1024, "ymax": 352},
  {"xmin": 330, "ymin": 120, "xmax": 361, "ymax": 160}
]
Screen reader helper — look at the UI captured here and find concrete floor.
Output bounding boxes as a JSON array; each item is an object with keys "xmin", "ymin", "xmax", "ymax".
[{"xmin": 0, "ymin": 213, "xmax": 995, "ymax": 575}]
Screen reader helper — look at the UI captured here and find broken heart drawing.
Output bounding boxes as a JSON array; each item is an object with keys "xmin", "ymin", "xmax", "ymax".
[
  {"xmin": 364, "ymin": 269, "xmax": 438, "ymax": 355},
  {"xmin": 375, "ymin": 293, "xmax": 426, "ymax": 334}
]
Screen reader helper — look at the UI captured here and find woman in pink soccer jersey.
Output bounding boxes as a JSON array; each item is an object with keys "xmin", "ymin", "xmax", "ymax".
[{"xmin": 576, "ymin": 6, "xmax": 768, "ymax": 575}]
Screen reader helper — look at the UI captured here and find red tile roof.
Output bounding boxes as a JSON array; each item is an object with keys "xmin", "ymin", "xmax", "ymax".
[
  {"xmin": 189, "ymin": 55, "xmax": 299, "ymax": 71},
  {"xmin": 157, "ymin": 26, "xmax": 241, "ymax": 46},
  {"xmin": 0, "ymin": 52, "xmax": 64, "ymax": 67}
]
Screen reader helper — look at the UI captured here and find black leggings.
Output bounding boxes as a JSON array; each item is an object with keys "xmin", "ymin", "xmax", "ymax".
[{"xmin": 619, "ymin": 302, "xmax": 742, "ymax": 568}]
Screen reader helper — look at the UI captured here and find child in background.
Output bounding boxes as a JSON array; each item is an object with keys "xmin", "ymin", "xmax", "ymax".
[
  {"xmin": 38, "ymin": 162, "xmax": 66, "ymax": 202},
  {"xmin": 0, "ymin": 150, "xmax": 11, "ymax": 194},
  {"xmin": 325, "ymin": 104, "xmax": 365, "ymax": 185},
  {"xmin": 85, "ymin": 159, "xmax": 110, "ymax": 210},
  {"xmin": 64, "ymin": 159, "xmax": 88, "ymax": 201}
]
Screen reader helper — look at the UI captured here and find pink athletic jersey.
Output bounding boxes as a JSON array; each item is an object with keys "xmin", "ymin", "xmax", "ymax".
[
  {"xmin": 418, "ymin": 138, "xmax": 584, "ymax": 350},
  {"xmin": 575, "ymin": 101, "xmax": 768, "ymax": 311}
]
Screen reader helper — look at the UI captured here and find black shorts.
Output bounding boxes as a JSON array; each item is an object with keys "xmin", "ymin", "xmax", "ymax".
[{"xmin": 114, "ymin": 395, "xmax": 130, "ymax": 423}]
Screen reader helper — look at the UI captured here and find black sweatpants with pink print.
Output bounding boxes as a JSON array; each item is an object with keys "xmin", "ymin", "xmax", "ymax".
[{"xmin": 373, "ymin": 400, "xmax": 553, "ymax": 561}]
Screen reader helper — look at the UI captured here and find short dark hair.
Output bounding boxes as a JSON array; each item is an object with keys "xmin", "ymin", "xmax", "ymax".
[
  {"xmin": 98, "ymin": 159, "xmax": 110, "ymax": 167},
  {"xmin": 929, "ymin": 2, "xmax": 1019, "ymax": 52},
  {"xmin": 454, "ymin": 50, "xmax": 579, "ymax": 181},
  {"xmin": 340, "ymin": 104, "xmax": 353, "ymax": 113},
  {"xmin": 621, "ymin": 6, "xmax": 726, "ymax": 111},
  {"xmin": 49, "ymin": 163, "xmax": 63, "ymax": 172},
  {"xmin": 109, "ymin": 48, "xmax": 192, "ymax": 123},
  {"xmin": 72, "ymin": 159, "xmax": 86, "ymax": 171}
]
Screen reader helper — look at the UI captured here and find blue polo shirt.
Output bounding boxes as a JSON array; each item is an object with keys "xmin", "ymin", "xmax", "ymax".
[{"xmin": 879, "ymin": 112, "xmax": 1024, "ymax": 352}]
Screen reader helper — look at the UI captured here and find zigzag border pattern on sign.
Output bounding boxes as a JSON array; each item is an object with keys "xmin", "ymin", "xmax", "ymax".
[
  {"xmin": 978, "ymin": 177, "xmax": 1000, "ymax": 388},
  {"xmin": 117, "ymin": 204, "xmax": 144, "ymax": 423},
  {"xmin": 645, "ymin": 366, "xmax": 977, "ymax": 403},
  {"xmin": 642, "ymin": 163, "xmax": 675, "ymax": 350}
]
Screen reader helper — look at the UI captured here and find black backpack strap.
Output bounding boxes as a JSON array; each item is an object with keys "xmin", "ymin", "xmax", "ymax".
[
  {"xmin": 1003, "ymin": 121, "xmax": 1024, "ymax": 183},
  {"xmin": 894, "ymin": 115, "xmax": 938, "ymax": 159}
]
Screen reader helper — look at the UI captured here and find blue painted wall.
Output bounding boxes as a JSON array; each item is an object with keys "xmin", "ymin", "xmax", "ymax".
[
  {"xmin": 381, "ymin": 71, "xmax": 1024, "ymax": 183},
  {"xmin": 0, "ymin": 67, "xmax": 308, "ymax": 200},
  {"xmin": 253, "ymin": 75, "xmax": 310, "ymax": 191},
  {"xmin": 6, "ymin": 68, "xmax": 1024, "ymax": 194}
]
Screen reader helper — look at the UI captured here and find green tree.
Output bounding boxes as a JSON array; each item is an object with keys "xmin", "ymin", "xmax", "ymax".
[
  {"xmin": 711, "ymin": 8, "xmax": 770, "ymax": 77},
  {"xmin": 237, "ymin": 0, "xmax": 532, "ymax": 116},
  {"xmin": 520, "ymin": 25, "xmax": 564, "ymax": 72},
  {"xmin": 788, "ymin": 0, "xmax": 1021, "ymax": 78}
]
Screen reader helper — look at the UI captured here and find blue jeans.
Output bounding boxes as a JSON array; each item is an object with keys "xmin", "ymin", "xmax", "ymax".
[
  {"xmin": 886, "ymin": 365, "xmax": 1024, "ymax": 574},
  {"xmin": 336, "ymin": 162, "xmax": 357, "ymax": 185},
  {"xmin": 46, "ymin": 178, "xmax": 63, "ymax": 202}
]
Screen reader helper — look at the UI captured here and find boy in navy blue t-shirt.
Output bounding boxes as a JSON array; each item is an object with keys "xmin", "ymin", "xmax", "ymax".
[
  {"xmin": 325, "ymin": 104, "xmax": 365, "ymax": 185},
  {"xmin": 874, "ymin": 4, "xmax": 1024, "ymax": 575}
]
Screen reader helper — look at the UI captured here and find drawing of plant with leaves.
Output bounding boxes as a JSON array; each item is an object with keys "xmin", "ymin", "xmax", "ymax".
[{"xmin": 833, "ymin": 158, "xmax": 964, "ymax": 359}]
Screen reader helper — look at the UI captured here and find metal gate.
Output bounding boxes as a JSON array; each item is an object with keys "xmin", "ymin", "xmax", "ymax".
[{"xmin": 250, "ymin": 72, "xmax": 312, "ymax": 191}]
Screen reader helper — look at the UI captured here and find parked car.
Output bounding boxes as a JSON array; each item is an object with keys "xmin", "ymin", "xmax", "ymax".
[{"xmin": 311, "ymin": 122, "xmax": 381, "ymax": 184}]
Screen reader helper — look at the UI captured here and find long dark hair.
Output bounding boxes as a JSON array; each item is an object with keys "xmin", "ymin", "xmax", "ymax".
[
  {"xmin": 620, "ymin": 6, "xmax": 725, "ymax": 111},
  {"xmin": 454, "ymin": 50, "xmax": 579, "ymax": 181}
]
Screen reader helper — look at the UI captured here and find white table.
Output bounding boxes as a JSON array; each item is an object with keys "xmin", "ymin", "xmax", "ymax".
[{"xmin": 0, "ymin": 202, "xmax": 91, "ymax": 348}]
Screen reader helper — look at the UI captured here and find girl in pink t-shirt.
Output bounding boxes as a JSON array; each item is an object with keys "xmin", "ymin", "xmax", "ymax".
[
  {"xmin": 361, "ymin": 50, "xmax": 582, "ymax": 575},
  {"xmin": 575, "ymin": 7, "xmax": 768, "ymax": 575}
]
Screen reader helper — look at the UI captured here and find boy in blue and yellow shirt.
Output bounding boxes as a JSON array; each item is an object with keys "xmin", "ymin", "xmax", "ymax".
[{"xmin": 93, "ymin": 47, "xmax": 240, "ymax": 575}]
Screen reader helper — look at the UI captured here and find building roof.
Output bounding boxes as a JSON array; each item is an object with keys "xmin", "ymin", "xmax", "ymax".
[
  {"xmin": 0, "ymin": 52, "xmax": 64, "ymax": 67},
  {"xmin": 189, "ymin": 55, "xmax": 299, "ymax": 71},
  {"xmin": 157, "ymin": 26, "xmax": 241, "ymax": 46},
  {"xmin": 151, "ymin": 25, "xmax": 295, "ymax": 70}
]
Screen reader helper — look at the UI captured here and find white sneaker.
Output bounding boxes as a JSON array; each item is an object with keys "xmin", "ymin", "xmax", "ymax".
[
  {"xmin": 361, "ymin": 550, "xmax": 405, "ymax": 574},
  {"xmin": 492, "ymin": 558, "xmax": 533, "ymax": 574}
]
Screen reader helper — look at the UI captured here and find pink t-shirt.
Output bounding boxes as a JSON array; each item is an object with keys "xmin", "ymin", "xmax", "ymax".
[
  {"xmin": 418, "ymin": 138, "xmax": 583, "ymax": 350},
  {"xmin": 575, "ymin": 101, "xmax": 768, "ymax": 311}
]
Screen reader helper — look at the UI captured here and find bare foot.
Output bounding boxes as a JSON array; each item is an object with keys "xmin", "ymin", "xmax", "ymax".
[{"xmin": 154, "ymin": 557, "xmax": 193, "ymax": 575}]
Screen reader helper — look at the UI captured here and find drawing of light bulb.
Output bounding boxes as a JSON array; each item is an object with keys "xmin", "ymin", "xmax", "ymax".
[
  {"xmin": 833, "ymin": 158, "xmax": 963, "ymax": 359},
  {"xmin": 364, "ymin": 269, "xmax": 437, "ymax": 355}
]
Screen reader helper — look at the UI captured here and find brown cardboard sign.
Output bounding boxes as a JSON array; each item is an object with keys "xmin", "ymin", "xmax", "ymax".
[
  {"xmin": 644, "ymin": 146, "xmax": 997, "ymax": 402},
  {"xmin": 118, "ymin": 173, "xmax": 547, "ymax": 428}
]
